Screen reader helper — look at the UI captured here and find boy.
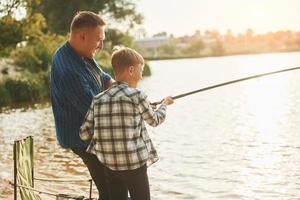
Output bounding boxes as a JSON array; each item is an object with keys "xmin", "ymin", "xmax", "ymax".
[{"xmin": 80, "ymin": 47, "xmax": 173, "ymax": 200}]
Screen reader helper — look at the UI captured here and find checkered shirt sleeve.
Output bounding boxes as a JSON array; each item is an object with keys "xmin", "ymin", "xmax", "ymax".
[{"xmin": 138, "ymin": 92, "xmax": 167, "ymax": 127}]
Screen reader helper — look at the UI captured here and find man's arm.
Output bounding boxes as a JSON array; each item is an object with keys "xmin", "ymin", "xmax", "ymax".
[
  {"xmin": 80, "ymin": 100, "xmax": 95, "ymax": 141},
  {"xmin": 59, "ymin": 70, "xmax": 95, "ymax": 116}
]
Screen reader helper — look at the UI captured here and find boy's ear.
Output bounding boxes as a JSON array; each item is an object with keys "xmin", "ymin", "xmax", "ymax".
[{"xmin": 128, "ymin": 66, "xmax": 134, "ymax": 75}]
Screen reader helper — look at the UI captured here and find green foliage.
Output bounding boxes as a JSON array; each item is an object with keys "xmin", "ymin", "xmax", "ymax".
[
  {"xmin": 11, "ymin": 43, "xmax": 49, "ymax": 72},
  {"xmin": 95, "ymin": 50, "xmax": 111, "ymax": 67},
  {"xmin": 211, "ymin": 40, "xmax": 225, "ymax": 56},
  {"xmin": 182, "ymin": 39, "xmax": 205, "ymax": 56},
  {"xmin": 10, "ymin": 32, "xmax": 65, "ymax": 73},
  {"xmin": 0, "ymin": 83, "xmax": 11, "ymax": 107},
  {"xmin": 21, "ymin": 13, "xmax": 48, "ymax": 41},
  {"xmin": 0, "ymin": 0, "xmax": 25, "ymax": 17},
  {"xmin": 36, "ymin": 0, "xmax": 143, "ymax": 34},
  {"xmin": 0, "ymin": 15, "xmax": 24, "ymax": 56},
  {"xmin": 158, "ymin": 44, "xmax": 176, "ymax": 56},
  {"xmin": 3, "ymin": 78, "xmax": 39, "ymax": 102},
  {"xmin": 104, "ymin": 28, "xmax": 134, "ymax": 52},
  {"xmin": 143, "ymin": 62, "xmax": 151, "ymax": 76},
  {"xmin": 0, "ymin": 70, "xmax": 50, "ymax": 107}
]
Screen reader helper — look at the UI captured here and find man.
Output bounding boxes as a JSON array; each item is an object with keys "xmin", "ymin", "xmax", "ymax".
[{"xmin": 50, "ymin": 11, "xmax": 113, "ymax": 200}]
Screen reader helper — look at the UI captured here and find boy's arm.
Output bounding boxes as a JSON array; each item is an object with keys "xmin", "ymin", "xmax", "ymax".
[
  {"xmin": 79, "ymin": 100, "xmax": 95, "ymax": 141},
  {"xmin": 138, "ymin": 92, "xmax": 167, "ymax": 127}
]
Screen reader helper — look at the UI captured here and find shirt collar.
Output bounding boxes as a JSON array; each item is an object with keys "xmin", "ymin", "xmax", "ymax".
[
  {"xmin": 65, "ymin": 41, "xmax": 86, "ymax": 67},
  {"xmin": 112, "ymin": 81, "xmax": 129, "ymax": 87}
]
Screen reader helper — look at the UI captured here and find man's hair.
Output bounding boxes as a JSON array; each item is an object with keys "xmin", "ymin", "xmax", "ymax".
[
  {"xmin": 111, "ymin": 46, "xmax": 144, "ymax": 74},
  {"xmin": 70, "ymin": 11, "xmax": 106, "ymax": 31}
]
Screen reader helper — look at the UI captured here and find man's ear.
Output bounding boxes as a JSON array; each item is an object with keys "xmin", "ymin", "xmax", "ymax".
[{"xmin": 79, "ymin": 31, "xmax": 87, "ymax": 41}]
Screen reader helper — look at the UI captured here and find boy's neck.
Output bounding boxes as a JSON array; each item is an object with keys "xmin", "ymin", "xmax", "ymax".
[{"xmin": 115, "ymin": 77, "xmax": 137, "ymax": 88}]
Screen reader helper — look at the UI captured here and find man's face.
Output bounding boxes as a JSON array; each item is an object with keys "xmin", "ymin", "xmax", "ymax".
[{"xmin": 83, "ymin": 26, "xmax": 105, "ymax": 58}]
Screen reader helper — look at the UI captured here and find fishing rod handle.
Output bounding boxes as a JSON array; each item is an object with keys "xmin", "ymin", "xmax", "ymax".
[{"xmin": 150, "ymin": 96, "xmax": 178, "ymax": 106}]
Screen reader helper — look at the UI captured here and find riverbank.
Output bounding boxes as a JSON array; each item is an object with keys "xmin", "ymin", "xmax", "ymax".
[{"xmin": 144, "ymin": 49, "xmax": 300, "ymax": 61}]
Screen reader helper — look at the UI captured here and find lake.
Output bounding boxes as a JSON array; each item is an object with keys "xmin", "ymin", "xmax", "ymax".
[{"xmin": 1, "ymin": 51, "xmax": 300, "ymax": 199}]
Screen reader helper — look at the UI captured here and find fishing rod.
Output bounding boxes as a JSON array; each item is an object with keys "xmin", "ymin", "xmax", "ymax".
[{"xmin": 151, "ymin": 66, "xmax": 300, "ymax": 106}]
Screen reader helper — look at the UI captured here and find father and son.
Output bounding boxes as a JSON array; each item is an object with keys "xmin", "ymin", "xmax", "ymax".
[{"xmin": 50, "ymin": 11, "xmax": 174, "ymax": 200}]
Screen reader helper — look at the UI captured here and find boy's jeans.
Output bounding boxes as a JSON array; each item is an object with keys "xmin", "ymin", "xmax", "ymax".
[
  {"xmin": 105, "ymin": 165, "xmax": 150, "ymax": 200},
  {"xmin": 72, "ymin": 148, "xmax": 109, "ymax": 200}
]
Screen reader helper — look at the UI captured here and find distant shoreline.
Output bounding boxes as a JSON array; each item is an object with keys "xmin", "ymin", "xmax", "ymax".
[{"xmin": 144, "ymin": 49, "xmax": 300, "ymax": 61}]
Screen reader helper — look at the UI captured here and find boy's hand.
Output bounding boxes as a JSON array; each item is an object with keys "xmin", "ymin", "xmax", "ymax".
[
  {"xmin": 162, "ymin": 96, "xmax": 174, "ymax": 106},
  {"xmin": 151, "ymin": 104, "xmax": 157, "ymax": 110}
]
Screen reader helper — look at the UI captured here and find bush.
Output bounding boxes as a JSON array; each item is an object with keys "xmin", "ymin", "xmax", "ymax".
[
  {"xmin": 4, "ymin": 78, "xmax": 39, "ymax": 102},
  {"xmin": 0, "ymin": 16, "xmax": 24, "ymax": 57},
  {"xmin": 0, "ymin": 70, "xmax": 50, "ymax": 107},
  {"xmin": 10, "ymin": 33, "xmax": 65, "ymax": 73},
  {"xmin": 30, "ymin": 70, "xmax": 50, "ymax": 98},
  {"xmin": 0, "ymin": 84, "xmax": 11, "ymax": 107}
]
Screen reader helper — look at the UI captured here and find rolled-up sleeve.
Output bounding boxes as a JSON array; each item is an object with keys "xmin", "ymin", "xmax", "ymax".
[{"xmin": 102, "ymin": 71, "xmax": 112, "ymax": 84}]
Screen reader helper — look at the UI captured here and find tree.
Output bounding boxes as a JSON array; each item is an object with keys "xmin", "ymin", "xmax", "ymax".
[
  {"xmin": 0, "ymin": 0, "xmax": 24, "ymax": 16},
  {"xmin": 0, "ymin": 15, "xmax": 23, "ymax": 56},
  {"xmin": 225, "ymin": 29, "xmax": 234, "ymax": 42},
  {"xmin": 35, "ymin": 0, "xmax": 143, "ymax": 34},
  {"xmin": 158, "ymin": 43, "xmax": 176, "ymax": 56},
  {"xmin": 246, "ymin": 28, "xmax": 254, "ymax": 38},
  {"xmin": 153, "ymin": 32, "xmax": 167, "ymax": 37},
  {"xmin": 104, "ymin": 28, "xmax": 134, "ymax": 51},
  {"xmin": 211, "ymin": 40, "xmax": 225, "ymax": 56},
  {"xmin": 182, "ymin": 39, "xmax": 205, "ymax": 56}
]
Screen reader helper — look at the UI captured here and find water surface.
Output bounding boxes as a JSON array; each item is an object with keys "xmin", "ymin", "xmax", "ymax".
[{"xmin": 2, "ymin": 52, "xmax": 300, "ymax": 199}]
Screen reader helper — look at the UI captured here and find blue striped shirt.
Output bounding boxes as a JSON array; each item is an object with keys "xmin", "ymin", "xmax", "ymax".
[{"xmin": 50, "ymin": 42, "xmax": 111, "ymax": 148}]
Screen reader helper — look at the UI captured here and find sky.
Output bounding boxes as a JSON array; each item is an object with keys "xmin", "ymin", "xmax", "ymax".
[{"xmin": 136, "ymin": 0, "xmax": 300, "ymax": 37}]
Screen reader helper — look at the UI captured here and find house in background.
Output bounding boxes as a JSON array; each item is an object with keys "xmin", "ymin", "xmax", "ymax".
[{"xmin": 135, "ymin": 36, "xmax": 169, "ymax": 49}]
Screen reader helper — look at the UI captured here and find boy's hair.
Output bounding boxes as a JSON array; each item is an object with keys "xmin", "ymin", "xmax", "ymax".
[
  {"xmin": 70, "ymin": 11, "xmax": 106, "ymax": 31},
  {"xmin": 111, "ymin": 46, "xmax": 144, "ymax": 74}
]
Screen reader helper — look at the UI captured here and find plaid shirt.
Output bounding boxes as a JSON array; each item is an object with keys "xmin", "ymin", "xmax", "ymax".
[{"xmin": 80, "ymin": 81, "xmax": 167, "ymax": 170}]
